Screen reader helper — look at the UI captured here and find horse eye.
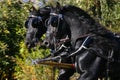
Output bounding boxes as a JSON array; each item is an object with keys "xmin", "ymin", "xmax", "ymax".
[{"xmin": 51, "ymin": 16, "xmax": 58, "ymax": 27}]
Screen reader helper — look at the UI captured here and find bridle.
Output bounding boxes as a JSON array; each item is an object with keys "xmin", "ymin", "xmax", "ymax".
[
  {"xmin": 28, "ymin": 14, "xmax": 43, "ymax": 24},
  {"xmin": 46, "ymin": 12, "xmax": 68, "ymax": 51}
]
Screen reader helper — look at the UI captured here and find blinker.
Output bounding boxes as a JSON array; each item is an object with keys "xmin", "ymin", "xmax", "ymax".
[
  {"xmin": 51, "ymin": 16, "xmax": 58, "ymax": 27},
  {"xmin": 50, "ymin": 13, "xmax": 63, "ymax": 27},
  {"xmin": 32, "ymin": 17, "xmax": 43, "ymax": 28}
]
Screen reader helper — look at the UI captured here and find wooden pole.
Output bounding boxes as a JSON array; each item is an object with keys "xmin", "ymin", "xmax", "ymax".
[{"xmin": 37, "ymin": 61, "xmax": 75, "ymax": 69}]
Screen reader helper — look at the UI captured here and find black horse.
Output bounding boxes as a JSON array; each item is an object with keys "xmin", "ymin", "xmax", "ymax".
[
  {"xmin": 25, "ymin": 6, "xmax": 50, "ymax": 49},
  {"xmin": 24, "ymin": 5, "xmax": 76, "ymax": 80},
  {"xmin": 44, "ymin": 3, "xmax": 120, "ymax": 80}
]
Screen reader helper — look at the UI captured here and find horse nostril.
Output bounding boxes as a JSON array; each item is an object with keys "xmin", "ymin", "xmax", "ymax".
[
  {"xmin": 25, "ymin": 42, "xmax": 28, "ymax": 45},
  {"xmin": 43, "ymin": 41, "xmax": 49, "ymax": 46},
  {"xmin": 42, "ymin": 41, "xmax": 49, "ymax": 47},
  {"xmin": 25, "ymin": 42, "xmax": 30, "ymax": 46},
  {"xmin": 44, "ymin": 41, "xmax": 49, "ymax": 45}
]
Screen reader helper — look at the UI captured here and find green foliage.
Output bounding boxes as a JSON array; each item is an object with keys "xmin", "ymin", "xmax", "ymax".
[
  {"xmin": 0, "ymin": 0, "xmax": 29, "ymax": 79},
  {"xmin": 15, "ymin": 42, "xmax": 53, "ymax": 80},
  {"xmin": 96, "ymin": 0, "xmax": 119, "ymax": 31}
]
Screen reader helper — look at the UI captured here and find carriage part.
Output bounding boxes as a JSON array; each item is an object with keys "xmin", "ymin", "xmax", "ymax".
[
  {"xmin": 32, "ymin": 51, "xmax": 75, "ymax": 69},
  {"xmin": 33, "ymin": 60, "xmax": 75, "ymax": 69}
]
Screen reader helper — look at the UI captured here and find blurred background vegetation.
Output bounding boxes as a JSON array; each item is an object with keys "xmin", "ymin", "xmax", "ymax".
[{"xmin": 0, "ymin": 0, "xmax": 120, "ymax": 80}]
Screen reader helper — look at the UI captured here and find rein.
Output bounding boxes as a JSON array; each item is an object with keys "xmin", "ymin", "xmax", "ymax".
[{"xmin": 76, "ymin": 34, "xmax": 94, "ymax": 42}]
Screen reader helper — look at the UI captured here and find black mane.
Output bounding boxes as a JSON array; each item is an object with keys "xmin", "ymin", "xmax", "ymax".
[
  {"xmin": 60, "ymin": 5, "xmax": 113, "ymax": 37},
  {"xmin": 61, "ymin": 5, "xmax": 95, "ymax": 24}
]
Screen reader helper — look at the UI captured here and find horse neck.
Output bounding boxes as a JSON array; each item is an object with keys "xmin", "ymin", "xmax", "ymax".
[
  {"xmin": 63, "ymin": 15, "xmax": 89, "ymax": 47},
  {"xmin": 61, "ymin": 6, "xmax": 113, "ymax": 48}
]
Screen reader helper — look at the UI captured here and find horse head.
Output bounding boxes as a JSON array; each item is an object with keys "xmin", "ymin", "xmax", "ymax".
[
  {"xmin": 43, "ymin": 4, "xmax": 71, "ymax": 50},
  {"xmin": 25, "ymin": 6, "xmax": 50, "ymax": 49}
]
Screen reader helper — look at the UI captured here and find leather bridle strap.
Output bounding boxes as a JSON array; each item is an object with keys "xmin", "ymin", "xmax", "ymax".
[
  {"xmin": 56, "ymin": 36, "xmax": 71, "ymax": 45},
  {"xmin": 76, "ymin": 33, "xmax": 95, "ymax": 42}
]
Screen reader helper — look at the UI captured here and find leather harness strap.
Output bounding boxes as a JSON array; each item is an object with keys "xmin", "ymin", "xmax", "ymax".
[{"xmin": 76, "ymin": 33, "xmax": 95, "ymax": 42}]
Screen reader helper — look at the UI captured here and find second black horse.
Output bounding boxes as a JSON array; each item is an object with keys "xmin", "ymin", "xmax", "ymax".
[{"xmin": 44, "ymin": 3, "xmax": 120, "ymax": 80}]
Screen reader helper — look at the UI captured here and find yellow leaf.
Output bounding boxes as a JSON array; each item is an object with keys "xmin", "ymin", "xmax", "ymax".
[{"xmin": 7, "ymin": 0, "xmax": 11, "ymax": 5}]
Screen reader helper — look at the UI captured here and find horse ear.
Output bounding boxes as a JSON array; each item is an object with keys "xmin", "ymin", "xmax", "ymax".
[
  {"xmin": 56, "ymin": 2, "xmax": 61, "ymax": 10},
  {"xmin": 49, "ymin": 1, "xmax": 61, "ymax": 10},
  {"xmin": 29, "ymin": 6, "xmax": 37, "ymax": 12}
]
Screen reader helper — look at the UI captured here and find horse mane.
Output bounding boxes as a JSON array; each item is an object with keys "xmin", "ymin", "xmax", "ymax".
[
  {"xmin": 61, "ymin": 5, "xmax": 114, "ymax": 38},
  {"xmin": 61, "ymin": 5, "xmax": 95, "ymax": 24}
]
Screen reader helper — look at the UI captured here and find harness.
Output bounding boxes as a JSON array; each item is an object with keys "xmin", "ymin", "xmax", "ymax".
[
  {"xmin": 56, "ymin": 34, "xmax": 117, "ymax": 80},
  {"xmin": 69, "ymin": 36, "xmax": 91, "ymax": 57}
]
